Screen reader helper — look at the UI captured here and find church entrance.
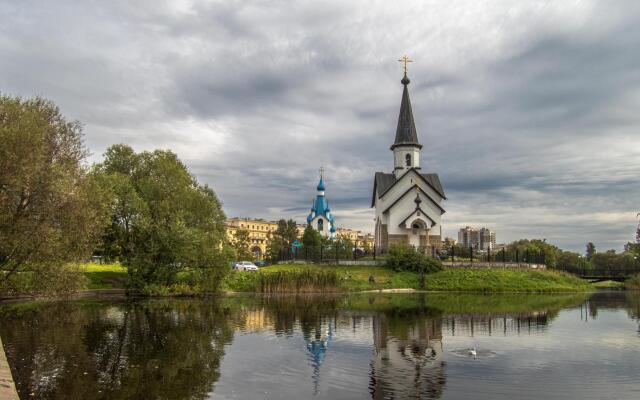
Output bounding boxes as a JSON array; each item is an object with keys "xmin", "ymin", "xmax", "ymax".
[{"xmin": 408, "ymin": 219, "xmax": 427, "ymax": 249}]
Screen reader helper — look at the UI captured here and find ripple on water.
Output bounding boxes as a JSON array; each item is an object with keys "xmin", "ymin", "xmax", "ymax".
[{"xmin": 449, "ymin": 348, "xmax": 499, "ymax": 359}]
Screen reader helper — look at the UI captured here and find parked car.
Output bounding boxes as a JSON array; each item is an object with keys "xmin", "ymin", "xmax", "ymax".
[
  {"xmin": 233, "ymin": 261, "xmax": 259, "ymax": 271},
  {"xmin": 255, "ymin": 260, "xmax": 270, "ymax": 267}
]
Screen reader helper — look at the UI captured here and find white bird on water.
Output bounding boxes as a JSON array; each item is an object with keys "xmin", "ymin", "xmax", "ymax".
[{"xmin": 468, "ymin": 348, "xmax": 477, "ymax": 359}]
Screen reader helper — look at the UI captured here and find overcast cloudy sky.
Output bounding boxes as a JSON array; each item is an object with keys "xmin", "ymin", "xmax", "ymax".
[{"xmin": 2, "ymin": 0, "xmax": 639, "ymax": 252}]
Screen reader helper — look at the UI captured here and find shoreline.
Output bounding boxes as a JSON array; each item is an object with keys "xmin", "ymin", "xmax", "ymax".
[
  {"xmin": 0, "ymin": 336, "xmax": 19, "ymax": 400},
  {"xmin": 2, "ymin": 287, "xmax": 625, "ymax": 304}
]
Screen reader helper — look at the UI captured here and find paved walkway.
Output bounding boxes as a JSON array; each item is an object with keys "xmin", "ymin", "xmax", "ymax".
[{"xmin": 0, "ymin": 336, "xmax": 19, "ymax": 400}]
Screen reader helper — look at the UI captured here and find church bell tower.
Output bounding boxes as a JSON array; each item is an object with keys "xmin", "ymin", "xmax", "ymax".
[{"xmin": 392, "ymin": 56, "xmax": 422, "ymax": 178}]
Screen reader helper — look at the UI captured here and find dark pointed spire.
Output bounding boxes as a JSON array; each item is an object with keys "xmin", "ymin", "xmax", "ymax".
[{"xmin": 391, "ymin": 73, "xmax": 422, "ymax": 150}]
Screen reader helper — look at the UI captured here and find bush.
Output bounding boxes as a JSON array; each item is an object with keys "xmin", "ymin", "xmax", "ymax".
[
  {"xmin": 625, "ymin": 274, "xmax": 640, "ymax": 290},
  {"xmin": 0, "ymin": 264, "xmax": 87, "ymax": 298},
  {"xmin": 385, "ymin": 246, "xmax": 443, "ymax": 273}
]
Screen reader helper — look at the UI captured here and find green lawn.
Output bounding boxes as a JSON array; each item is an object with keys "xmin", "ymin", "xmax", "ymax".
[
  {"xmin": 80, "ymin": 263, "xmax": 127, "ymax": 289},
  {"xmin": 224, "ymin": 264, "xmax": 592, "ymax": 293},
  {"xmin": 78, "ymin": 262, "xmax": 594, "ymax": 293},
  {"xmin": 423, "ymin": 268, "xmax": 591, "ymax": 292}
]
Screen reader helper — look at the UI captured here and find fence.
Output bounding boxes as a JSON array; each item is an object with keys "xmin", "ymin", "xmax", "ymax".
[
  {"xmin": 277, "ymin": 244, "xmax": 379, "ymax": 264},
  {"xmin": 444, "ymin": 247, "xmax": 546, "ymax": 266},
  {"xmin": 276, "ymin": 244, "xmax": 547, "ymax": 267}
]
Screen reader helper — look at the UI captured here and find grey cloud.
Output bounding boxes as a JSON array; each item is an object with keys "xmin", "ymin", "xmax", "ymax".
[{"xmin": 1, "ymin": 1, "xmax": 639, "ymax": 252}]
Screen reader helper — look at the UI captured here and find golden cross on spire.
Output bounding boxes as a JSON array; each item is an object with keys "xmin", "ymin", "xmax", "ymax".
[{"xmin": 398, "ymin": 55, "xmax": 413, "ymax": 75}]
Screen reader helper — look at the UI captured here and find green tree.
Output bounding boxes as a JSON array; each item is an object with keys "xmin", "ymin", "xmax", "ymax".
[
  {"xmin": 231, "ymin": 229, "xmax": 253, "ymax": 261},
  {"xmin": 0, "ymin": 96, "xmax": 111, "ymax": 296},
  {"xmin": 586, "ymin": 242, "xmax": 596, "ymax": 260},
  {"xmin": 507, "ymin": 239, "xmax": 559, "ymax": 267},
  {"xmin": 95, "ymin": 145, "xmax": 232, "ymax": 291},
  {"xmin": 335, "ymin": 234, "xmax": 355, "ymax": 259},
  {"xmin": 302, "ymin": 225, "xmax": 321, "ymax": 248},
  {"xmin": 266, "ymin": 219, "xmax": 298, "ymax": 262}
]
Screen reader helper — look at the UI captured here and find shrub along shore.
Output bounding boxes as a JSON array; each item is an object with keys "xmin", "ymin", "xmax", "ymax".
[{"xmin": 78, "ymin": 262, "xmax": 601, "ymax": 295}]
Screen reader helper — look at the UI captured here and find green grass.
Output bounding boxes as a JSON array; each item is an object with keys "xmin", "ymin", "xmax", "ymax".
[
  {"xmin": 591, "ymin": 280, "xmax": 625, "ymax": 289},
  {"xmin": 80, "ymin": 263, "xmax": 127, "ymax": 290},
  {"xmin": 223, "ymin": 264, "xmax": 591, "ymax": 293},
  {"xmin": 77, "ymin": 262, "xmax": 593, "ymax": 293},
  {"xmin": 424, "ymin": 268, "xmax": 591, "ymax": 292}
]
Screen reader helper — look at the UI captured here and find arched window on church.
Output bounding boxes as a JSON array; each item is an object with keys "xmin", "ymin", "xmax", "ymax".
[
  {"xmin": 405, "ymin": 154, "xmax": 412, "ymax": 167},
  {"xmin": 317, "ymin": 219, "xmax": 324, "ymax": 231}
]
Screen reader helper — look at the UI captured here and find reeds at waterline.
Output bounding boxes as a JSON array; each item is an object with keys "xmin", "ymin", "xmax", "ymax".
[{"xmin": 257, "ymin": 270, "xmax": 340, "ymax": 293}]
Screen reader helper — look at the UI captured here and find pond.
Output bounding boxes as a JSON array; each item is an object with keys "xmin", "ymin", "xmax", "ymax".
[{"xmin": 0, "ymin": 292, "xmax": 639, "ymax": 399}]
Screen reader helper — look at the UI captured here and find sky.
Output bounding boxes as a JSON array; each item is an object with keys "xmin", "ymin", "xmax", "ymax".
[{"xmin": 2, "ymin": 0, "xmax": 639, "ymax": 252}]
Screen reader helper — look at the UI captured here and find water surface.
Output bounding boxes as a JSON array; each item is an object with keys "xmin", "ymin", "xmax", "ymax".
[{"xmin": 0, "ymin": 292, "xmax": 638, "ymax": 399}]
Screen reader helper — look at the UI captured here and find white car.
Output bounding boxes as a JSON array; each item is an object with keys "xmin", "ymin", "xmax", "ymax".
[{"xmin": 233, "ymin": 261, "xmax": 259, "ymax": 271}]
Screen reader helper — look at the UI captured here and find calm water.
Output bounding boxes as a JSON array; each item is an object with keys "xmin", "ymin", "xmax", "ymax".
[{"xmin": 1, "ymin": 292, "xmax": 639, "ymax": 400}]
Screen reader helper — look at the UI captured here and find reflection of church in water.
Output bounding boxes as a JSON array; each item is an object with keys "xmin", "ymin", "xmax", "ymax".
[
  {"xmin": 370, "ymin": 313, "xmax": 445, "ymax": 399},
  {"xmin": 237, "ymin": 301, "xmax": 553, "ymax": 399}
]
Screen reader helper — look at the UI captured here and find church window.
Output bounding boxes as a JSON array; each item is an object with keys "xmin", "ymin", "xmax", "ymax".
[
  {"xmin": 318, "ymin": 219, "xmax": 324, "ymax": 231},
  {"xmin": 405, "ymin": 154, "xmax": 411, "ymax": 167}
]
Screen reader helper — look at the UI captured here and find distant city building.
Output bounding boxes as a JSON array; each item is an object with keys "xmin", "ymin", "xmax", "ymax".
[
  {"xmin": 306, "ymin": 170, "xmax": 336, "ymax": 239},
  {"xmin": 457, "ymin": 226, "xmax": 496, "ymax": 251},
  {"xmin": 336, "ymin": 228, "xmax": 375, "ymax": 250}
]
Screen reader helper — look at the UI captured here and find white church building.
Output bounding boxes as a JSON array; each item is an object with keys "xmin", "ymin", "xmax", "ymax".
[{"xmin": 372, "ymin": 70, "xmax": 446, "ymax": 252}]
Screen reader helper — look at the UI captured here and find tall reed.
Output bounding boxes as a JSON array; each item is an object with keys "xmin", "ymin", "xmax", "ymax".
[{"xmin": 257, "ymin": 270, "xmax": 340, "ymax": 293}]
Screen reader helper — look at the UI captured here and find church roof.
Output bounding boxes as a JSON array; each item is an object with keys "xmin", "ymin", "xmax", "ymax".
[
  {"xmin": 308, "ymin": 174, "xmax": 336, "ymax": 226},
  {"xmin": 391, "ymin": 74, "xmax": 422, "ymax": 150},
  {"xmin": 371, "ymin": 169, "xmax": 446, "ymax": 207},
  {"xmin": 399, "ymin": 206, "xmax": 436, "ymax": 228}
]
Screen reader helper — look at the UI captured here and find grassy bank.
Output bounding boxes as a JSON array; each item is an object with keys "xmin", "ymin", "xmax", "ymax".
[
  {"xmin": 223, "ymin": 264, "xmax": 591, "ymax": 293},
  {"xmin": 423, "ymin": 268, "xmax": 591, "ymax": 292},
  {"xmin": 80, "ymin": 262, "xmax": 594, "ymax": 293},
  {"xmin": 80, "ymin": 263, "xmax": 127, "ymax": 290}
]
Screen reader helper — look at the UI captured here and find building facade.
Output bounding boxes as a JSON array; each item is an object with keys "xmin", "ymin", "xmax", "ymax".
[
  {"xmin": 457, "ymin": 226, "xmax": 496, "ymax": 251},
  {"xmin": 307, "ymin": 173, "xmax": 336, "ymax": 239},
  {"xmin": 226, "ymin": 218, "xmax": 278, "ymax": 259},
  {"xmin": 371, "ymin": 71, "xmax": 446, "ymax": 252},
  {"xmin": 336, "ymin": 228, "xmax": 376, "ymax": 250}
]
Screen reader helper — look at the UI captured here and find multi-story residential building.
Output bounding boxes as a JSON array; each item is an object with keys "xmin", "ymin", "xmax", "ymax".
[
  {"xmin": 226, "ymin": 218, "xmax": 279, "ymax": 259},
  {"xmin": 336, "ymin": 228, "xmax": 375, "ymax": 250},
  {"xmin": 457, "ymin": 226, "xmax": 496, "ymax": 251}
]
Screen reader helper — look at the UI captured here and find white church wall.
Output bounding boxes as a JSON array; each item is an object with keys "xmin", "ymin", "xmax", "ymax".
[
  {"xmin": 393, "ymin": 146, "xmax": 421, "ymax": 175},
  {"xmin": 385, "ymin": 191, "xmax": 441, "ymax": 235}
]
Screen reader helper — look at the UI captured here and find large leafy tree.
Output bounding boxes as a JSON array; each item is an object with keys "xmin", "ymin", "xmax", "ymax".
[
  {"xmin": 231, "ymin": 228, "xmax": 253, "ymax": 261},
  {"xmin": 507, "ymin": 239, "xmax": 560, "ymax": 267},
  {"xmin": 266, "ymin": 219, "xmax": 298, "ymax": 261},
  {"xmin": 95, "ymin": 144, "xmax": 232, "ymax": 290},
  {"xmin": 302, "ymin": 225, "xmax": 321, "ymax": 248},
  {"xmin": 0, "ymin": 96, "xmax": 110, "ymax": 295},
  {"xmin": 585, "ymin": 242, "xmax": 596, "ymax": 260}
]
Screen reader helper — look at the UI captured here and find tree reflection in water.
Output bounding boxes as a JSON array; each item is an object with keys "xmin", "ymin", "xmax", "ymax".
[{"xmin": 0, "ymin": 299, "xmax": 234, "ymax": 400}]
